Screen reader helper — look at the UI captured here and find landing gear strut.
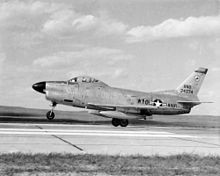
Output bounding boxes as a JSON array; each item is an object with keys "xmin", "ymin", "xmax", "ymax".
[
  {"xmin": 111, "ymin": 118, "xmax": 129, "ymax": 127},
  {"xmin": 46, "ymin": 102, "xmax": 57, "ymax": 120}
]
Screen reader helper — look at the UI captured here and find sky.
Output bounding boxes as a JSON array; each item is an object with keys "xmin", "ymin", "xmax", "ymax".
[{"xmin": 0, "ymin": 0, "xmax": 220, "ymax": 115}]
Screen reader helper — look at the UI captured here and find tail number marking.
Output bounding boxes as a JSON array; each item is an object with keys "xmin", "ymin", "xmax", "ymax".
[{"xmin": 180, "ymin": 84, "xmax": 193, "ymax": 94}]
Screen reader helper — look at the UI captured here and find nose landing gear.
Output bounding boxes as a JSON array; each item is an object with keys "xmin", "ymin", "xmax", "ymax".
[
  {"xmin": 46, "ymin": 102, "xmax": 57, "ymax": 120},
  {"xmin": 46, "ymin": 111, "xmax": 55, "ymax": 120}
]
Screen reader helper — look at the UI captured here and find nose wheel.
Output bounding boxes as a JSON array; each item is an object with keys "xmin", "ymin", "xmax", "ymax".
[
  {"xmin": 46, "ymin": 102, "xmax": 56, "ymax": 120},
  {"xmin": 46, "ymin": 111, "xmax": 55, "ymax": 120}
]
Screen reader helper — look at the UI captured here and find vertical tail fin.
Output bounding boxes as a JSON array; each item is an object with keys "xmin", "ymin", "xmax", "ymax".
[{"xmin": 176, "ymin": 67, "xmax": 208, "ymax": 97}]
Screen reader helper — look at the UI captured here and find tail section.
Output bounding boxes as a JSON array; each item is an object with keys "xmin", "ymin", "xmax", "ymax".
[{"xmin": 176, "ymin": 67, "xmax": 208, "ymax": 97}]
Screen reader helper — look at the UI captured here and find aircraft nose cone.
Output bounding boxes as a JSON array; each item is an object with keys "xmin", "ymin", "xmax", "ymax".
[{"xmin": 32, "ymin": 82, "xmax": 46, "ymax": 94}]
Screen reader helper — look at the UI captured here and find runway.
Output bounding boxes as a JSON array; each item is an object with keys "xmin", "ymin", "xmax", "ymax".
[{"xmin": 0, "ymin": 122, "xmax": 220, "ymax": 156}]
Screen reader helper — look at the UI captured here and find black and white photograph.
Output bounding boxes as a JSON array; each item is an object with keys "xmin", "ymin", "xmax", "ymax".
[{"xmin": 0, "ymin": 0, "xmax": 220, "ymax": 175}]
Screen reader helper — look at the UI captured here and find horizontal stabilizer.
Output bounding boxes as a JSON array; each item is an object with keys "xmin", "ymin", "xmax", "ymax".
[{"xmin": 177, "ymin": 100, "xmax": 213, "ymax": 106}]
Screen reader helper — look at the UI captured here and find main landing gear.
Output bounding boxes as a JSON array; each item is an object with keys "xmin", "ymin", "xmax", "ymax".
[
  {"xmin": 112, "ymin": 118, "xmax": 129, "ymax": 127},
  {"xmin": 46, "ymin": 102, "xmax": 57, "ymax": 120}
]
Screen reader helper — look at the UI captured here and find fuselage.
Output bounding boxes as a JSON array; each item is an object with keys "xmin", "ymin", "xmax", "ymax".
[{"xmin": 45, "ymin": 81, "xmax": 192, "ymax": 116}]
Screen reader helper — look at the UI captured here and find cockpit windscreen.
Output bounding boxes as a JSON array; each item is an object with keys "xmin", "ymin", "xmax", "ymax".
[{"xmin": 68, "ymin": 76, "xmax": 107, "ymax": 85}]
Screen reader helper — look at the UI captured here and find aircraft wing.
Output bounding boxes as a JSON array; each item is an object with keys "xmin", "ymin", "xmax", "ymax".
[
  {"xmin": 87, "ymin": 101, "xmax": 213, "ymax": 111},
  {"xmin": 86, "ymin": 103, "xmax": 187, "ymax": 120},
  {"xmin": 177, "ymin": 100, "xmax": 213, "ymax": 106},
  {"xmin": 87, "ymin": 103, "xmax": 171, "ymax": 111}
]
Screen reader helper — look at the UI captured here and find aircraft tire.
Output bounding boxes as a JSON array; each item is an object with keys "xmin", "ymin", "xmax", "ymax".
[
  {"xmin": 112, "ymin": 118, "xmax": 120, "ymax": 127},
  {"xmin": 120, "ymin": 119, "xmax": 129, "ymax": 127},
  {"xmin": 46, "ymin": 111, "xmax": 55, "ymax": 120}
]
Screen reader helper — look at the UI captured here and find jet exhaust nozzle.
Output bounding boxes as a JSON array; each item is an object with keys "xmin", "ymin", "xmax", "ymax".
[{"xmin": 32, "ymin": 82, "xmax": 46, "ymax": 94}]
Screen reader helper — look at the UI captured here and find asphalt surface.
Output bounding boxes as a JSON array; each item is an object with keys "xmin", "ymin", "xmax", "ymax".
[{"xmin": 0, "ymin": 120, "xmax": 220, "ymax": 156}]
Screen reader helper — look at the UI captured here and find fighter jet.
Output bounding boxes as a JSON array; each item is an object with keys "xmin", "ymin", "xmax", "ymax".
[{"xmin": 32, "ymin": 67, "xmax": 211, "ymax": 127}]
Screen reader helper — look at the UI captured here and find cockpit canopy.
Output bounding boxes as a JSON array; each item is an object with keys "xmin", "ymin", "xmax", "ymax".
[{"xmin": 68, "ymin": 76, "xmax": 108, "ymax": 86}]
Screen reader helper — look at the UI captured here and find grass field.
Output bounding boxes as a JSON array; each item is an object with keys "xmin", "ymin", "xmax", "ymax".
[
  {"xmin": 0, "ymin": 153, "xmax": 220, "ymax": 176},
  {"xmin": 0, "ymin": 105, "xmax": 219, "ymax": 128}
]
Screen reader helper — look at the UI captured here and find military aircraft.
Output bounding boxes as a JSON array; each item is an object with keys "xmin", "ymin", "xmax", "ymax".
[{"xmin": 32, "ymin": 67, "xmax": 211, "ymax": 127}]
